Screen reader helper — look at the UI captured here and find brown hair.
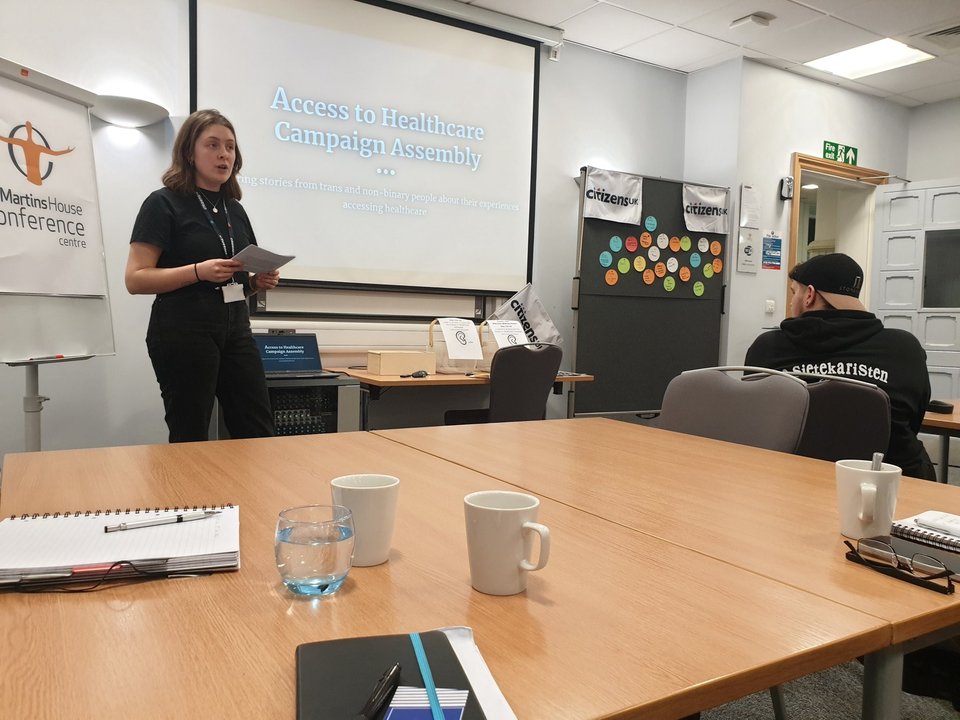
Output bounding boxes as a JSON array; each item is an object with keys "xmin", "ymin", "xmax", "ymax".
[{"xmin": 162, "ymin": 109, "xmax": 243, "ymax": 200}]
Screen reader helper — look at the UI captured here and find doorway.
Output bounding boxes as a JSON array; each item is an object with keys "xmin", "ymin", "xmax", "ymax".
[{"xmin": 787, "ymin": 153, "xmax": 888, "ymax": 314}]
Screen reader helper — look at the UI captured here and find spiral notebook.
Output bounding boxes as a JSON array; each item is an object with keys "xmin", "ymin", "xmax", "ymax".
[
  {"xmin": 891, "ymin": 511, "xmax": 960, "ymax": 553},
  {"xmin": 0, "ymin": 505, "xmax": 239, "ymax": 589}
]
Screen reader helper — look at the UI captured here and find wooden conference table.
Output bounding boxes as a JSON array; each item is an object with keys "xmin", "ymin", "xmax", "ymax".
[
  {"xmin": 377, "ymin": 418, "xmax": 960, "ymax": 720},
  {"xmin": 330, "ymin": 367, "xmax": 594, "ymax": 429},
  {"xmin": 922, "ymin": 399, "xmax": 960, "ymax": 483},
  {"xmin": 2, "ymin": 431, "xmax": 887, "ymax": 720}
]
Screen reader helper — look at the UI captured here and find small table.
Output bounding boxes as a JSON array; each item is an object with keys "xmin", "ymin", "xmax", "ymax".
[
  {"xmin": 329, "ymin": 367, "xmax": 594, "ymax": 429},
  {"xmin": 922, "ymin": 399, "xmax": 960, "ymax": 483}
]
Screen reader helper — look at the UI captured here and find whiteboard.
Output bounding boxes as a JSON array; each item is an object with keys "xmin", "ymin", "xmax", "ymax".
[{"xmin": 0, "ymin": 58, "xmax": 114, "ymax": 363}]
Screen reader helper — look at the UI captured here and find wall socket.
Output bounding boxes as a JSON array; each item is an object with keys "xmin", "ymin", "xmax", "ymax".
[{"xmin": 764, "ymin": 299, "xmax": 776, "ymax": 314}]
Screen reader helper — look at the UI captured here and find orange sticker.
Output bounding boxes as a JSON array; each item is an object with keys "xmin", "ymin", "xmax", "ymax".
[
  {"xmin": 710, "ymin": 240, "xmax": 722, "ymax": 256},
  {"xmin": 713, "ymin": 258, "xmax": 723, "ymax": 273},
  {"xmin": 642, "ymin": 269, "xmax": 655, "ymax": 285},
  {"xmin": 634, "ymin": 256, "xmax": 647, "ymax": 272},
  {"xmin": 654, "ymin": 262, "xmax": 667, "ymax": 278},
  {"xmin": 640, "ymin": 232, "xmax": 653, "ymax": 248},
  {"xmin": 605, "ymin": 269, "xmax": 619, "ymax": 286},
  {"xmin": 679, "ymin": 266, "xmax": 691, "ymax": 282},
  {"xmin": 669, "ymin": 236, "xmax": 681, "ymax": 252}
]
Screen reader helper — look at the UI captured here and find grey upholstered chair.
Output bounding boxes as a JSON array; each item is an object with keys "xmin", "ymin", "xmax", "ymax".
[{"xmin": 444, "ymin": 343, "xmax": 562, "ymax": 425}]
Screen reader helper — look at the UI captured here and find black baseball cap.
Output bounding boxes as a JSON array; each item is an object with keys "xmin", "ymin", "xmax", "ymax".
[{"xmin": 789, "ymin": 253, "xmax": 865, "ymax": 311}]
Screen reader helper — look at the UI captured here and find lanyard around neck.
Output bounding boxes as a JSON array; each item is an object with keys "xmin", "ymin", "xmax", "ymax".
[{"xmin": 195, "ymin": 191, "xmax": 235, "ymax": 258}]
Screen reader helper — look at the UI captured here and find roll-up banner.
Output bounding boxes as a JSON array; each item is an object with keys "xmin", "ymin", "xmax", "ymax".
[
  {"xmin": 582, "ymin": 166, "xmax": 643, "ymax": 226},
  {"xmin": 0, "ymin": 73, "xmax": 104, "ymax": 296},
  {"xmin": 682, "ymin": 184, "xmax": 730, "ymax": 234}
]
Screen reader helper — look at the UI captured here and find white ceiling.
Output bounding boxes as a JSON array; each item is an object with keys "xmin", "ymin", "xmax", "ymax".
[{"xmin": 460, "ymin": 0, "xmax": 960, "ymax": 107}]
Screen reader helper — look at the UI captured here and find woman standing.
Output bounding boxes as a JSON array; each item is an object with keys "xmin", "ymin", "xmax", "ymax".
[{"xmin": 126, "ymin": 109, "xmax": 279, "ymax": 442}]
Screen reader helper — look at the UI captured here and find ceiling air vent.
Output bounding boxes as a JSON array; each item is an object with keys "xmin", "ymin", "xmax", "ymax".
[{"xmin": 917, "ymin": 23, "xmax": 960, "ymax": 49}]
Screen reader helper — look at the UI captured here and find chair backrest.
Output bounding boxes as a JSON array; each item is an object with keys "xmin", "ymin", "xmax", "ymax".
[
  {"xmin": 794, "ymin": 375, "xmax": 891, "ymax": 462},
  {"xmin": 657, "ymin": 366, "xmax": 810, "ymax": 453},
  {"xmin": 487, "ymin": 343, "xmax": 563, "ymax": 423}
]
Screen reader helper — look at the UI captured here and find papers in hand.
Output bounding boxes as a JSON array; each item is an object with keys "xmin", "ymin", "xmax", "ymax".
[{"xmin": 232, "ymin": 245, "xmax": 295, "ymax": 273}]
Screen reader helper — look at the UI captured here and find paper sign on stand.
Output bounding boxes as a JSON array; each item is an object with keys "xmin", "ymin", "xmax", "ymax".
[
  {"xmin": 486, "ymin": 320, "xmax": 526, "ymax": 348},
  {"xmin": 438, "ymin": 318, "xmax": 483, "ymax": 360}
]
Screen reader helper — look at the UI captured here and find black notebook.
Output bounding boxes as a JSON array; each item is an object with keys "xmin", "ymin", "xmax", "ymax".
[
  {"xmin": 872, "ymin": 535, "xmax": 960, "ymax": 579},
  {"xmin": 296, "ymin": 630, "xmax": 488, "ymax": 720}
]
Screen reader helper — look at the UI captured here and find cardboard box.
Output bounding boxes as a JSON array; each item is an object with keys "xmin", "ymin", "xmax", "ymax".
[{"xmin": 367, "ymin": 350, "xmax": 437, "ymax": 376}]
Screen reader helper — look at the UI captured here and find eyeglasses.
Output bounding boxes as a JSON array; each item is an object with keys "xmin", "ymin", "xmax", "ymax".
[{"xmin": 844, "ymin": 539, "xmax": 955, "ymax": 595}]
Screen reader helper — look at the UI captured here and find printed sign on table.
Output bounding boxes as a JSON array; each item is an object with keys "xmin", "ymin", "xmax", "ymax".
[{"xmin": 438, "ymin": 317, "xmax": 482, "ymax": 360}]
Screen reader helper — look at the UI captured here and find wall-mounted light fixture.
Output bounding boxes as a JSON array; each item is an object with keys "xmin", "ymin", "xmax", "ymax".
[{"xmin": 90, "ymin": 95, "xmax": 168, "ymax": 128}]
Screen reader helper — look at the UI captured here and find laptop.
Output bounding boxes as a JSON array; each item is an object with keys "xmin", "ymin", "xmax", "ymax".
[{"xmin": 254, "ymin": 333, "xmax": 340, "ymax": 379}]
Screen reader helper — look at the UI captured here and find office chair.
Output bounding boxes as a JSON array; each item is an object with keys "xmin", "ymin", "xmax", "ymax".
[
  {"xmin": 656, "ymin": 366, "xmax": 810, "ymax": 453},
  {"xmin": 791, "ymin": 373, "xmax": 891, "ymax": 463},
  {"xmin": 444, "ymin": 343, "xmax": 562, "ymax": 425}
]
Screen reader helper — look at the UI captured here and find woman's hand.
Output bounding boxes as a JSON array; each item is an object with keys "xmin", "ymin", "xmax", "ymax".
[
  {"xmin": 250, "ymin": 269, "xmax": 280, "ymax": 291},
  {"xmin": 197, "ymin": 258, "xmax": 243, "ymax": 283}
]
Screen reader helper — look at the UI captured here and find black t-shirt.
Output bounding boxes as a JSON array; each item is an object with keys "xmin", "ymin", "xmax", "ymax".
[{"xmin": 130, "ymin": 187, "xmax": 258, "ymax": 297}]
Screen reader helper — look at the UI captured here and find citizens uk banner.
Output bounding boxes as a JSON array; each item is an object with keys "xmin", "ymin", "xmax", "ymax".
[
  {"xmin": 682, "ymin": 184, "xmax": 729, "ymax": 234},
  {"xmin": 582, "ymin": 166, "xmax": 643, "ymax": 225}
]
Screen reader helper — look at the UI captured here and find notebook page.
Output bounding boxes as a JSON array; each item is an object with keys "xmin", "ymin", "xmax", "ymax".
[{"xmin": 0, "ymin": 507, "xmax": 239, "ymax": 573}]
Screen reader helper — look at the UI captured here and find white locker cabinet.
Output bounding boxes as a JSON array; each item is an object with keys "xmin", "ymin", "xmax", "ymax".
[
  {"xmin": 876, "ymin": 310, "xmax": 917, "ymax": 334},
  {"xmin": 878, "ymin": 230, "xmax": 923, "ymax": 271},
  {"xmin": 928, "ymin": 366, "xmax": 960, "ymax": 400},
  {"xmin": 926, "ymin": 188, "xmax": 960, "ymax": 227},
  {"xmin": 919, "ymin": 312, "xmax": 960, "ymax": 352},
  {"xmin": 876, "ymin": 270, "xmax": 922, "ymax": 310},
  {"xmin": 884, "ymin": 190, "xmax": 924, "ymax": 229}
]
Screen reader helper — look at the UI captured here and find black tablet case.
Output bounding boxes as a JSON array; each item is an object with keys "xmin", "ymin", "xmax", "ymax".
[{"xmin": 296, "ymin": 630, "xmax": 487, "ymax": 720}]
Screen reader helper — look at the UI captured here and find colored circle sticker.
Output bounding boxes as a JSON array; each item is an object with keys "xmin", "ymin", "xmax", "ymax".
[
  {"xmin": 669, "ymin": 236, "xmax": 681, "ymax": 252},
  {"xmin": 654, "ymin": 261, "xmax": 667, "ymax": 278},
  {"xmin": 698, "ymin": 237, "xmax": 710, "ymax": 253},
  {"xmin": 625, "ymin": 236, "xmax": 638, "ymax": 252},
  {"xmin": 605, "ymin": 269, "xmax": 619, "ymax": 286},
  {"xmin": 666, "ymin": 256, "xmax": 679, "ymax": 273},
  {"xmin": 693, "ymin": 281, "xmax": 705, "ymax": 297},
  {"xmin": 634, "ymin": 256, "xmax": 647, "ymax": 272},
  {"xmin": 710, "ymin": 240, "xmax": 722, "ymax": 256},
  {"xmin": 599, "ymin": 251, "xmax": 613, "ymax": 267},
  {"xmin": 713, "ymin": 258, "xmax": 723, "ymax": 273},
  {"xmin": 657, "ymin": 233, "xmax": 669, "ymax": 249},
  {"xmin": 680, "ymin": 236, "xmax": 692, "ymax": 252},
  {"xmin": 679, "ymin": 266, "xmax": 691, "ymax": 282},
  {"xmin": 609, "ymin": 235, "xmax": 623, "ymax": 252},
  {"xmin": 618, "ymin": 257, "xmax": 631, "ymax": 274},
  {"xmin": 663, "ymin": 276, "xmax": 676, "ymax": 292},
  {"xmin": 642, "ymin": 269, "xmax": 655, "ymax": 285},
  {"xmin": 644, "ymin": 216, "xmax": 657, "ymax": 232},
  {"xmin": 640, "ymin": 232, "xmax": 653, "ymax": 248},
  {"xmin": 690, "ymin": 252, "xmax": 702, "ymax": 268},
  {"xmin": 648, "ymin": 246, "xmax": 661, "ymax": 262},
  {"xmin": 703, "ymin": 263, "xmax": 714, "ymax": 279}
]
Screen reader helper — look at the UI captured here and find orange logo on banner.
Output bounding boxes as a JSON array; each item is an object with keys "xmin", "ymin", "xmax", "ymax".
[
  {"xmin": 710, "ymin": 240, "xmax": 722, "ymax": 256},
  {"xmin": 604, "ymin": 269, "xmax": 618, "ymax": 286},
  {"xmin": 654, "ymin": 262, "xmax": 666, "ymax": 278},
  {"xmin": 669, "ymin": 236, "xmax": 681, "ymax": 252},
  {"xmin": 713, "ymin": 258, "xmax": 723, "ymax": 273},
  {"xmin": 642, "ymin": 268, "xmax": 655, "ymax": 285},
  {"xmin": 639, "ymin": 232, "xmax": 652, "ymax": 248},
  {"xmin": 0, "ymin": 121, "xmax": 74, "ymax": 186},
  {"xmin": 679, "ymin": 266, "xmax": 691, "ymax": 282}
]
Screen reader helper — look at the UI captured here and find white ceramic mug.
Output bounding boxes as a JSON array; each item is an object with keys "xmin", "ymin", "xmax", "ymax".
[
  {"xmin": 330, "ymin": 474, "xmax": 400, "ymax": 566},
  {"xmin": 835, "ymin": 459, "xmax": 901, "ymax": 539},
  {"xmin": 464, "ymin": 490, "xmax": 550, "ymax": 595}
]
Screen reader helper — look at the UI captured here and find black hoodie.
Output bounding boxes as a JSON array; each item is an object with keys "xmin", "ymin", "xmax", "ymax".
[{"xmin": 745, "ymin": 309, "xmax": 934, "ymax": 480}]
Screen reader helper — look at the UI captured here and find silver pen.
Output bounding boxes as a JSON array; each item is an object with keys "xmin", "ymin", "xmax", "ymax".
[{"xmin": 104, "ymin": 510, "xmax": 220, "ymax": 533}]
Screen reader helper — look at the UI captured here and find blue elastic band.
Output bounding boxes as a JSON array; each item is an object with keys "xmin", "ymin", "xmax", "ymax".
[{"xmin": 409, "ymin": 632, "xmax": 444, "ymax": 720}]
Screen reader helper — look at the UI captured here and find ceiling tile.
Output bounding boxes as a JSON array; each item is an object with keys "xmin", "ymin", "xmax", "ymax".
[
  {"xmin": 559, "ymin": 4, "xmax": 672, "ymax": 53},
  {"xmin": 746, "ymin": 16, "xmax": 882, "ymax": 63},
  {"xmin": 601, "ymin": 0, "xmax": 738, "ymax": 26},
  {"xmin": 468, "ymin": 0, "xmax": 597, "ymax": 27},
  {"xmin": 884, "ymin": 94, "xmax": 925, "ymax": 107},
  {"xmin": 854, "ymin": 57, "xmax": 960, "ymax": 96},
  {"xmin": 682, "ymin": 0, "xmax": 824, "ymax": 47},
  {"xmin": 617, "ymin": 27, "xmax": 739, "ymax": 68},
  {"xmin": 678, "ymin": 46, "xmax": 744, "ymax": 73},
  {"xmin": 894, "ymin": 77, "xmax": 960, "ymax": 104},
  {"xmin": 826, "ymin": 0, "xmax": 960, "ymax": 38}
]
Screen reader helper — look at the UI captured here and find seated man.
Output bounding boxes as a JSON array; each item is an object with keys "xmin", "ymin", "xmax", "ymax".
[{"xmin": 745, "ymin": 252, "xmax": 935, "ymax": 480}]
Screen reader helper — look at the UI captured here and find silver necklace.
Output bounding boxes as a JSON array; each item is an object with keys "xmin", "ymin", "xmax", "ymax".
[{"xmin": 197, "ymin": 189, "xmax": 221, "ymax": 213}]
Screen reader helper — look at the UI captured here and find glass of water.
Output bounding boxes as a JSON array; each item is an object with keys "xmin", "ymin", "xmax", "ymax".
[{"xmin": 275, "ymin": 505, "xmax": 355, "ymax": 596}]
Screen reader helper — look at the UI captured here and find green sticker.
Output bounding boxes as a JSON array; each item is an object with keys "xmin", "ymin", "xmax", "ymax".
[
  {"xmin": 680, "ymin": 236, "xmax": 692, "ymax": 252},
  {"xmin": 703, "ymin": 263, "xmax": 714, "ymax": 279},
  {"xmin": 693, "ymin": 281, "xmax": 705, "ymax": 297},
  {"xmin": 663, "ymin": 276, "xmax": 676, "ymax": 292},
  {"xmin": 617, "ymin": 257, "xmax": 631, "ymax": 273}
]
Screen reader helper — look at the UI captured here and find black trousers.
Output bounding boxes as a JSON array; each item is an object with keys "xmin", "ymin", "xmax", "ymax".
[{"xmin": 146, "ymin": 289, "xmax": 274, "ymax": 443}]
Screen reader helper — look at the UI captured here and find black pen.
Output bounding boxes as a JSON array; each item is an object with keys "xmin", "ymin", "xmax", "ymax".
[{"xmin": 354, "ymin": 662, "xmax": 401, "ymax": 720}]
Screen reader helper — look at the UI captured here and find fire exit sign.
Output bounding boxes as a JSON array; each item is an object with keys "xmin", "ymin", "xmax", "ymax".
[{"xmin": 823, "ymin": 141, "xmax": 858, "ymax": 166}]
